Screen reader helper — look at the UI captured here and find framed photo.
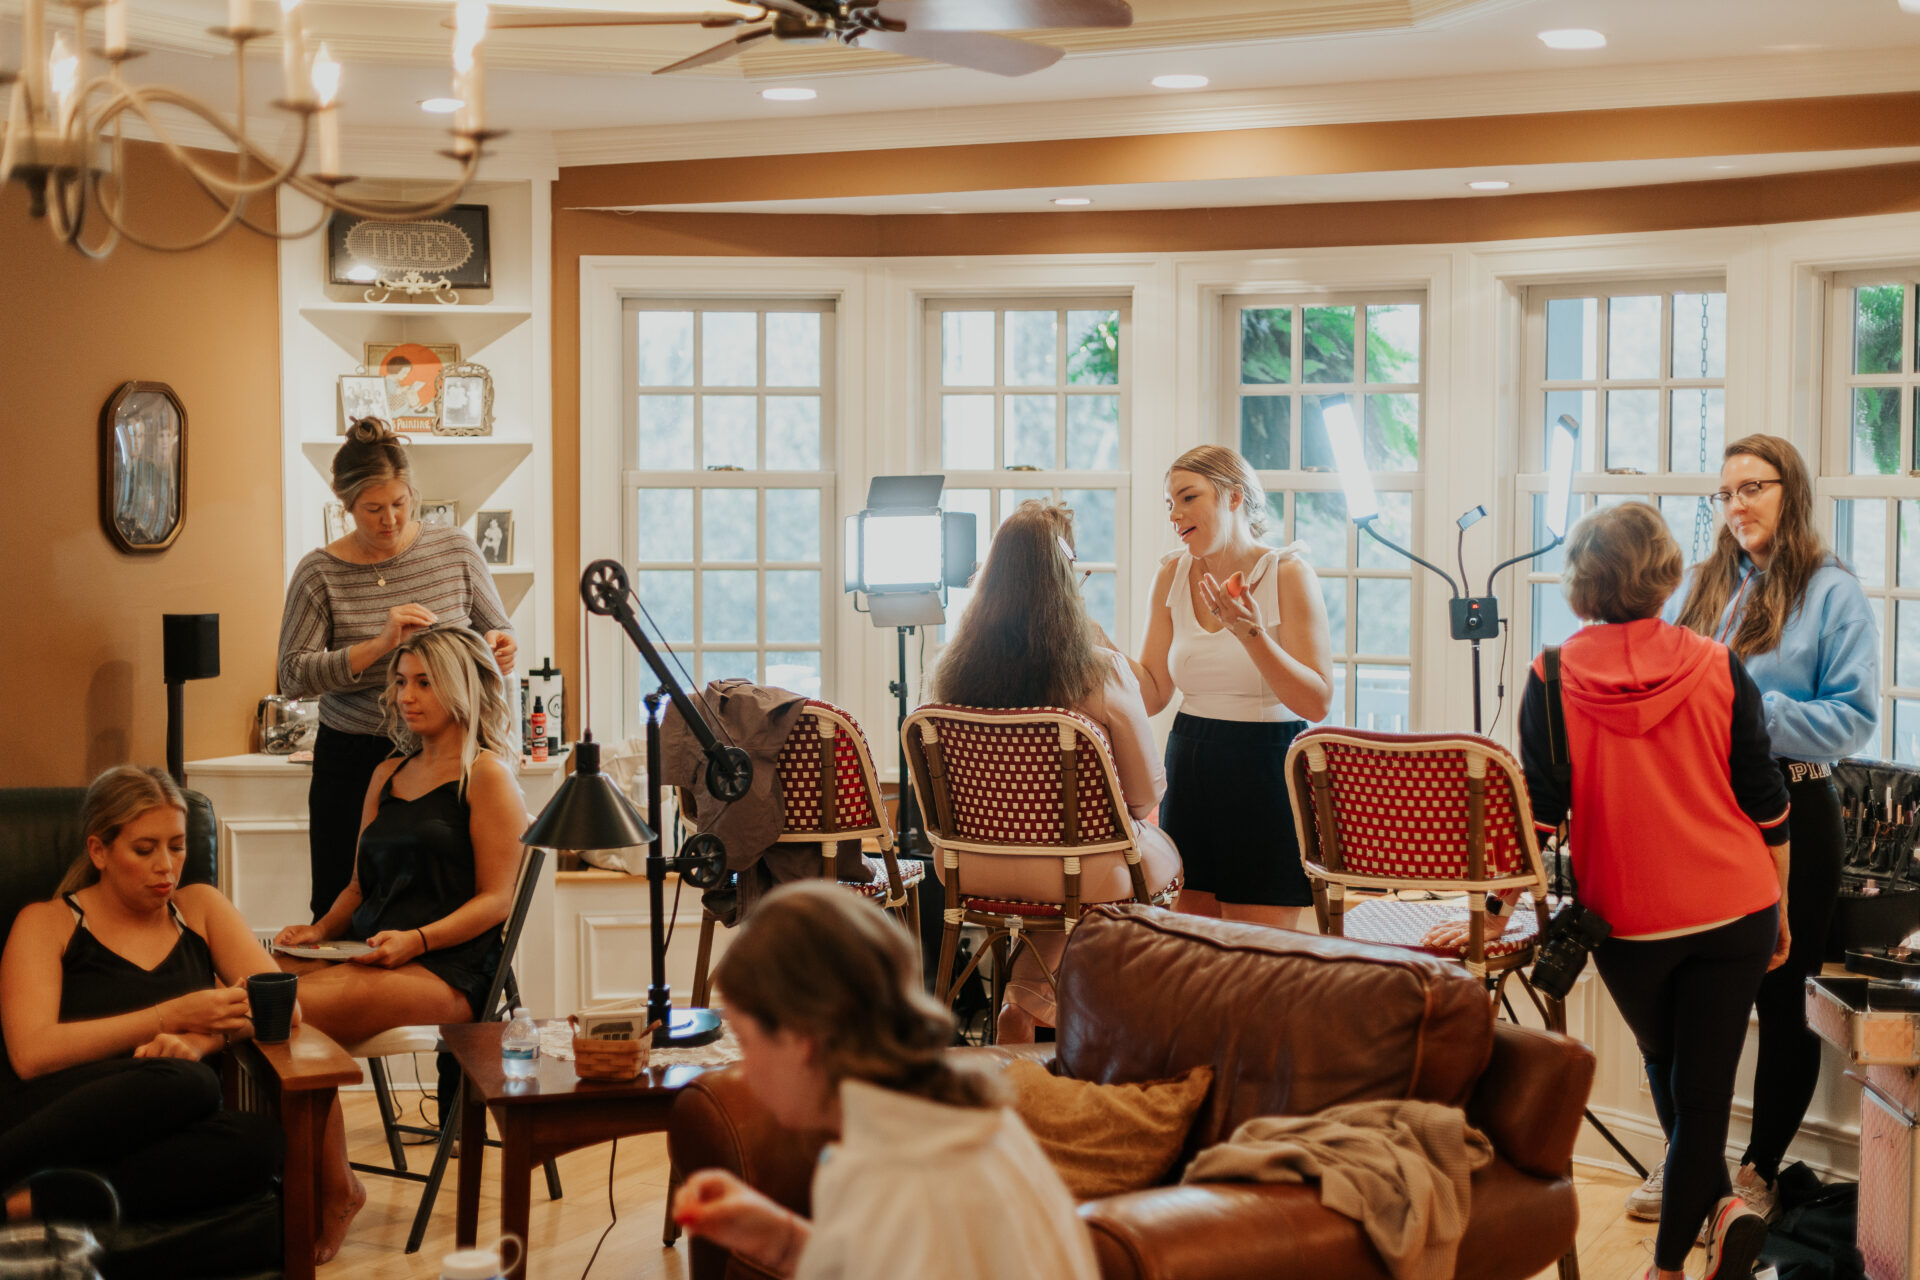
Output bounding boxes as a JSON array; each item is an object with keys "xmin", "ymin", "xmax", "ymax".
[
  {"xmin": 435, "ymin": 362, "xmax": 494, "ymax": 437},
  {"xmin": 327, "ymin": 204, "xmax": 492, "ymax": 291},
  {"xmin": 99, "ymin": 381, "xmax": 186, "ymax": 554},
  {"xmin": 337, "ymin": 375, "xmax": 388, "ymax": 433},
  {"xmin": 420, "ymin": 499, "xmax": 459, "ymax": 529},
  {"xmin": 364, "ymin": 341, "xmax": 459, "ymax": 432},
  {"xmin": 473, "ymin": 510, "xmax": 514, "ymax": 566},
  {"xmin": 322, "ymin": 502, "xmax": 347, "ymax": 543}
]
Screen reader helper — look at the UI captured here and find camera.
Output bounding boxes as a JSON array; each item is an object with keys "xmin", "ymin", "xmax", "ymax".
[{"xmin": 1530, "ymin": 901, "xmax": 1612, "ymax": 1000}]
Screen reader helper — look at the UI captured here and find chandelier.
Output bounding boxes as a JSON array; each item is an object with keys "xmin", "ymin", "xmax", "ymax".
[{"xmin": 0, "ymin": 0, "xmax": 501, "ymax": 257}]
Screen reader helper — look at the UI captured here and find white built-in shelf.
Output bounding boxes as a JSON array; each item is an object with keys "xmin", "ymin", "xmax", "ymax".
[
  {"xmin": 298, "ymin": 302, "xmax": 533, "ymax": 360},
  {"xmin": 301, "ymin": 438, "xmax": 532, "ymax": 521},
  {"xmin": 489, "ymin": 566, "xmax": 534, "ymax": 613}
]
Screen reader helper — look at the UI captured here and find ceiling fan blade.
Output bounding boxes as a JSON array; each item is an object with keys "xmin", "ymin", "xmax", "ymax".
[
  {"xmin": 871, "ymin": 0, "xmax": 1130, "ymax": 31},
  {"xmin": 487, "ymin": 9, "xmax": 758, "ymax": 29},
  {"xmin": 855, "ymin": 27, "xmax": 1062, "ymax": 76},
  {"xmin": 653, "ymin": 24, "xmax": 776, "ymax": 73}
]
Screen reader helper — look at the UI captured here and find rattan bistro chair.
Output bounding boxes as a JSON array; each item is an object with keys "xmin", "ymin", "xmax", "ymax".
[{"xmin": 901, "ymin": 704, "xmax": 1172, "ymax": 1026}]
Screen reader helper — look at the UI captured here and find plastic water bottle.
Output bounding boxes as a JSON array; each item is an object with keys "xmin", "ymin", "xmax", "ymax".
[{"xmin": 502, "ymin": 1008, "xmax": 539, "ymax": 1079}]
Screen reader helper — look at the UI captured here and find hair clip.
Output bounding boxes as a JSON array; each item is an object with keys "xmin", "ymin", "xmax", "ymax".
[{"xmin": 1056, "ymin": 535, "xmax": 1077, "ymax": 563}]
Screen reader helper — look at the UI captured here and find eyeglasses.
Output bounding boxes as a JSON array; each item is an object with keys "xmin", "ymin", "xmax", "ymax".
[{"xmin": 1709, "ymin": 479, "xmax": 1783, "ymax": 510}]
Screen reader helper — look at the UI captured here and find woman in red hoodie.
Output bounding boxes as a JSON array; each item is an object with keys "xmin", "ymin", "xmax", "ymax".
[{"xmin": 1456, "ymin": 502, "xmax": 1791, "ymax": 1280}]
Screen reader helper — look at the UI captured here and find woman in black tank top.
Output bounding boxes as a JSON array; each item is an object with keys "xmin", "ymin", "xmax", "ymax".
[
  {"xmin": 271, "ymin": 625, "xmax": 529, "ymax": 1263},
  {"xmin": 0, "ymin": 766, "xmax": 283, "ymax": 1236}
]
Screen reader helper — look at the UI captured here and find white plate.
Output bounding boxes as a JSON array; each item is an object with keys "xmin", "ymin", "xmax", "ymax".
[{"xmin": 274, "ymin": 940, "xmax": 374, "ymax": 960}]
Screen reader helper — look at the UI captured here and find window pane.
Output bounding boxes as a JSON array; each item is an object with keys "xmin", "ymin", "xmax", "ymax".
[
  {"xmin": 1255, "ymin": 492, "xmax": 1288, "ymax": 549},
  {"xmin": 1899, "ymin": 600, "xmax": 1920, "ymax": 690},
  {"xmin": 1066, "ymin": 395, "xmax": 1120, "ymax": 470},
  {"xmin": 1532, "ymin": 494, "xmax": 1567, "ymax": 574},
  {"xmin": 765, "ymin": 490, "xmax": 821, "ymax": 561},
  {"xmin": 1533, "ymin": 582, "xmax": 1580, "ymax": 649},
  {"xmin": 1240, "ymin": 308, "xmax": 1291, "ymax": 385},
  {"xmin": 1855, "ymin": 284, "xmax": 1904, "ymax": 376},
  {"xmin": 1546, "ymin": 389, "xmax": 1598, "ymax": 471},
  {"xmin": 701, "ymin": 570, "xmax": 757, "ymax": 642},
  {"xmin": 702, "ymin": 312, "xmax": 758, "ymax": 387},
  {"xmin": 1852, "ymin": 386, "xmax": 1901, "ymax": 475},
  {"xmin": 1607, "ymin": 295, "xmax": 1662, "ymax": 379},
  {"xmin": 1294, "ymin": 492, "xmax": 1347, "ymax": 569},
  {"xmin": 1302, "ymin": 306, "xmax": 1355, "ymax": 383},
  {"xmin": 1301, "ymin": 394, "xmax": 1341, "ymax": 471},
  {"xmin": 1063, "ymin": 489, "xmax": 1116, "ymax": 563},
  {"xmin": 766, "ymin": 570, "xmax": 821, "ymax": 644},
  {"xmin": 765, "ymin": 396, "xmax": 821, "ymax": 469},
  {"xmin": 637, "ymin": 395, "xmax": 694, "ymax": 470},
  {"xmin": 1546, "ymin": 297, "xmax": 1598, "ymax": 381},
  {"xmin": 1357, "ymin": 492, "xmax": 1414, "ymax": 570},
  {"xmin": 1356, "ymin": 664, "xmax": 1410, "ymax": 733},
  {"xmin": 1670, "ymin": 292, "xmax": 1726, "ymax": 379},
  {"xmin": 702, "ymin": 650, "xmax": 758, "ymax": 684},
  {"xmin": 637, "ymin": 570, "xmax": 693, "ymax": 643},
  {"xmin": 1896, "ymin": 699, "xmax": 1920, "ymax": 767},
  {"xmin": 637, "ymin": 311, "xmax": 693, "ymax": 386},
  {"xmin": 1066, "ymin": 310, "xmax": 1119, "ymax": 386},
  {"xmin": 942, "ymin": 311, "xmax": 995, "ymax": 386},
  {"xmin": 942, "ymin": 395, "xmax": 995, "ymax": 469},
  {"xmin": 1083, "ymin": 572, "xmax": 1116, "ymax": 639},
  {"xmin": 636, "ymin": 488, "xmax": 693, "ymax": 561},
  {"xmin": 702, "ymin": 489, "xmax": 756, "ymax": 562},
  {"xmin": 1364, "ymin": 394, "xmax": 1419, "ymax": 472},
  {"xmin": 1322, "ymin": 666, "xmax": 1348, "ymax": 727},
  {"xmin": 1240, "ymin": 396, "xmax": 1290, "ymax": 470},
  {"xmin": 767, "ymin": 651, "xmax": 822, "ymax": 699},
  {"xmin": 1835, "ymin": 499, "xmax": 1887, "ymax": 589},
  {"xmin": 1365, "ymin": 304, "xmax": 1421, "ymax": 384},
  {"xmin": 1005, "ymin": 311, "xmax": 1058, "ymax": 386},
  {"xmin": 1660, "ymin": 495, "xmax": 1711, "ymax": 565},
  {"xmin": 1901, "ymin": 500, "xmax": 1920, "ymax": 590},
  {"xmin": 1605, "ymin": 389, "xmax": 1659, "ymax": 473},
  {"xmin": 1006, "ymin": 395, "xmax": 1057, "ymax": 469},
  {"xmin": 1322, "ymin": 579, "xmax": 1349, "ymax": 654},
  {"xmin": 703, "ymin": 396, "xmax": 757, "ymax": 469},
  {"xmin": 1669, "ymin": 389, "xmax": 1725, "ymax": 473},
  {"xmin": 765, "ymin": 313, "xmax": 820, "ymax": 388},
  {"xmin": 1356, "ymin": 579, "xmax": 1411, "ymax": 657}
]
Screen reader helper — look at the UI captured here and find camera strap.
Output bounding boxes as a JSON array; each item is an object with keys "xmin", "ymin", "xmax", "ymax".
[{"xmin": 1542, "ymin": 645, "xmax": 1571, "ymax": 785}]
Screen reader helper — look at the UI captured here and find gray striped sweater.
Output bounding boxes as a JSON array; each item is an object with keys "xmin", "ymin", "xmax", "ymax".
[{"xmin": 276, "ymin": 523, "xmax": 513, "ymax": 736}]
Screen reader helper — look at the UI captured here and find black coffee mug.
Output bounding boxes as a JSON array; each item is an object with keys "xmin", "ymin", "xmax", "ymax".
[{"xmin": 246, "ymin": 972, "xmax": 299, "ymax": 1044}]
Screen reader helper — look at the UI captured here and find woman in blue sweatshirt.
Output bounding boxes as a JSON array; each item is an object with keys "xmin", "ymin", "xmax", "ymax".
[{"xmin": 1663, "ymin": 433, "xmax": 1878, "ymax": 1221}]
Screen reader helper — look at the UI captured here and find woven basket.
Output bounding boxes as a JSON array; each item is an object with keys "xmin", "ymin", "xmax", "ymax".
[{"xmin": 567, "ymin": 1016, "xmax": 661, "ymax": 1081}]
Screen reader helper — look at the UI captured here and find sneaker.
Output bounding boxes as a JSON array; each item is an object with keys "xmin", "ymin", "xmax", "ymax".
[
  {"xmin": 1701, "ymin": 1194, "xmax": 1769, "ymax": 1280},
  {"xmin": 1732, "ymin": 1162, "xmax": 1779, "ymax": 1222},
  {"xmin": 1624, "ymin": 1156, "xmax": 1665, "ymax": 1221}
]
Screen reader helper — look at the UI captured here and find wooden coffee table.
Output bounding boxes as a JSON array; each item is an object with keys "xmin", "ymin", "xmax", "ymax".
[{"xmin": 440, "ymin": 1021, "xmax": 715, "ymax": 1279}]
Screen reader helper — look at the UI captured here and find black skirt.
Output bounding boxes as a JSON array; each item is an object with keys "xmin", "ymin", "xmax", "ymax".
[{"xmin": 1160, "ymin": 713, "xmax": 1312, "ymax": 907}]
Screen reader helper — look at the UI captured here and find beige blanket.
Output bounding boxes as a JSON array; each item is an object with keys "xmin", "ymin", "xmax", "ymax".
[{"xmin": 1181, "ymin": 1100, "xmax": 1493, "ymax": 1280}]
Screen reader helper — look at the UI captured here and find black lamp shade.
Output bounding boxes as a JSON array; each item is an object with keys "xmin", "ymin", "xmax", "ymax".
[{"xmin": 521, "ymin": 737, "xmax": 656, "ymax": 851}]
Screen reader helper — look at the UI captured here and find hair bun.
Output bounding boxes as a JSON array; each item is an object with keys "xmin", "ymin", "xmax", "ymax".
[{"xmin": 344, "ymin": 416, "xmax": 405, "ymax": 446}]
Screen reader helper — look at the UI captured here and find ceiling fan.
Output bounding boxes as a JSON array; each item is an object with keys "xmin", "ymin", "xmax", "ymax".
[{"xmin": 484, "ymin": 0, "xmax": 1134, "ymax": 77}]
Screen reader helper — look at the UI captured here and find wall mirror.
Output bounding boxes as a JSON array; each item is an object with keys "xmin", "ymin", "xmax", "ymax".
[{"xmin": 100, "ymin": 381, "xmax": 187, "ymax": 553}]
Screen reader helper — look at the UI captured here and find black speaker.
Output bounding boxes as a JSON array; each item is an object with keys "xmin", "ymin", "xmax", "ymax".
[{"xmin": 162, "ymin": 613, "xmax": 220, "ymax": 684}]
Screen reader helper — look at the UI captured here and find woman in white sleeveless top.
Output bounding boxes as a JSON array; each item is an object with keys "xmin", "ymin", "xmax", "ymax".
[{"xmin": 1128, "ymin": 447, "xmax": 1333, "ymax": 931}]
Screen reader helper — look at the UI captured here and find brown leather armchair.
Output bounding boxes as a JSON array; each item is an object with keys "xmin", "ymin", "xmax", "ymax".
[{"xmin": 669, "ymin": 903, "xmax": 1595, "ymax": 1280}]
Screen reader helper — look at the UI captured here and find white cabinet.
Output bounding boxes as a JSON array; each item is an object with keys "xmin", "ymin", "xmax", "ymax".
[{"xmin": 551, "ymin": 869, "xmax": 732, "ymax": 1018}]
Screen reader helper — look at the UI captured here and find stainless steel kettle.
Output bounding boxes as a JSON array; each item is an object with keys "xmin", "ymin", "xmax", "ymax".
[{"xmin": 257, "ymin": 695, "xmax": 318, "ymax": 755}]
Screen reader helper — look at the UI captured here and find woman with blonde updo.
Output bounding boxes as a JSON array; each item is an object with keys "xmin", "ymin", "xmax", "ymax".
[
  {"xmin": 1129, "ymin": 446, "xmax": 1332, "ymax": 931},
  {"xmin": 277, "ymin": 417, "xmax": 516, "ymax": 923}
]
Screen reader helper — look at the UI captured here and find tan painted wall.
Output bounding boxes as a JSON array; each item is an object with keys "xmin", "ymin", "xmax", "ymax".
[{"xmin": 0, "ymin": 144, "xmax": 283, "ymax": 787}]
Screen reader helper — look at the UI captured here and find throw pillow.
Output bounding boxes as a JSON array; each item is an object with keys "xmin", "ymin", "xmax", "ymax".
[{"xmin": 1005, "ymin": 1059, "xmax": 1214, "ymax": 1198}]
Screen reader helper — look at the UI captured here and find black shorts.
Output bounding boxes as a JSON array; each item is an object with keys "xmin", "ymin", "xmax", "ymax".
[{"xmin": 1160, "ymin": 713, "xmax": 1312, "ymax": 908}]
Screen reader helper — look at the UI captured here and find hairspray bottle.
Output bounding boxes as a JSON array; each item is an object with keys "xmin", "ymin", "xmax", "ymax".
[{"xmin": 530, "ymin": 697, "xmax": 548, "ymax": 763}]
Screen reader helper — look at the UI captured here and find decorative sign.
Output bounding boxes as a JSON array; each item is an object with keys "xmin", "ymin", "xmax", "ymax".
[{"xmin": 326, "ymin": 204, "xmax": 492, "ymax": 292}]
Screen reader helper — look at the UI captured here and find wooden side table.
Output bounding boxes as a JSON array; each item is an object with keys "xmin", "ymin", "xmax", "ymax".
[{"xmin": 439, "ymin": 1021, "xmax": 713, "ymax": 1280}]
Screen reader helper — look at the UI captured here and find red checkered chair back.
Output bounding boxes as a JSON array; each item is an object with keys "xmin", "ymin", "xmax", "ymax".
[{"xmin": 775, "ymin": 699, "xmax": 887, "ymax": 843}]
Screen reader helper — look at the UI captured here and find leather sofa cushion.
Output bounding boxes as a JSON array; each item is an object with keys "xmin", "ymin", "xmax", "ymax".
[
  {"xmin": 1005, "ymin": 1059, "xmax": 1213, "ymax": 1198},
  {"xmin": 1055, "ymin": 906, "xmax": 1494, "ymax": 1150}
]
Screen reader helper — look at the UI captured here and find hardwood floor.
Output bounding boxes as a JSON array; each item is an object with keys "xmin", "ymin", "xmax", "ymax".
[{"xmin": 322, "ymin": 1091, "xmax": 1697, "ymax": 1280}]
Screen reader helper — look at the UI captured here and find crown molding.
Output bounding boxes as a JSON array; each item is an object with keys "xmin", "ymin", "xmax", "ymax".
[
  {"xmin": 112, "ymin": 113, "xmax": 560, "ymax": 179},
  {"xmin": 553, "ymin": 46, "xmax": 1920, "ymax": 168}
]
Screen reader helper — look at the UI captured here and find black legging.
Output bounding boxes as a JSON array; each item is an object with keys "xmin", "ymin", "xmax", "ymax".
[
  {"xmin": 1594, "ymin": 905, "xmax": 1778, "ymax": 1270},
  {"xmin": 309, "ymin": 722, "xmax": 396, "ymax": 921},
  {"xmin": 1742, "ymin": 773, "xmax": 1844, "ymax": 1181},
  {"xmin": 0, "ymin": 1058, "xmax": 282, "ymax": 1221}
]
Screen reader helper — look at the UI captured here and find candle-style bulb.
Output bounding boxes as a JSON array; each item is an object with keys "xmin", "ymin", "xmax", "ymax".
[
  {"xmin": 281, "ymin": 0, "xmax": 301, "ymax": 10},
  {"xmin": 310, "ymin": 40, "xmax": 340, "ymax": 106},
  {"xmin": 49, "ymin": 32, "xmax": 77, "ymax": 99},
  {"xmin": 454, "ymin": 0, "xmax": 489, "ymax": 54}
]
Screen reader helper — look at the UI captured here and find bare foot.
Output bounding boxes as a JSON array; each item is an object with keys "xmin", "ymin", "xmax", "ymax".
[{"xmin": 314, "ymin": 1173, "xmax": 366, "ymax": 1265}]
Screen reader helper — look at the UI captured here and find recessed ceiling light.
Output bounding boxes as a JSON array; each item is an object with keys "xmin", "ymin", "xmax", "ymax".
[
  {"xmin": 1538, "ymin": 28, "xmax": 1606, "ymax": 49},
  {"xmin": 419, "ymin": 97, "xmax": 463, "ymax": 114},
  {"xmin": 1151, "ymin": 73, "xmax": 1209, "ymax": 89},
  {"xmin": 761, "ymin": 87, "xmax": 816, "ymax": 101},
  {"xmin": 1052, "ymin": 197, "xmax": 1093, "ymax": 206},
  {"xmin": 1467, "ymin": 180, "xmax": 1510, "ymax": 191}
]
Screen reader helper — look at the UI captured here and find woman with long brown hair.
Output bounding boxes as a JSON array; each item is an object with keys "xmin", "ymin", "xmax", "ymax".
[
  {"xmin": 1653, "ymin": 433, "xmax": 1878, "ymax": 1224},
  {"xmin": 930, "ymin": 500, "xmax": 1181, "ymax": 1042},
  {"xmin": 672, "ymin": 881, "xmax": 1097, "ymax": 1280}
]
